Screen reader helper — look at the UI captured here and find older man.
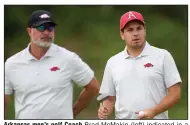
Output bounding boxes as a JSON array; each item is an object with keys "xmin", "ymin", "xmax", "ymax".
[{"xmin": 5, "ymin": 10, "xmax": 99, "ymax": 119}]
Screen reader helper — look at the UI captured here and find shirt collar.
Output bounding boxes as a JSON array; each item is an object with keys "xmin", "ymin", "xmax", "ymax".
[
  {"xmin": 25, "ymin": 43, "xmax": 56, "ymax": 61},
  {"xmin": 123, "ymin": 41, "xmax": 151, "ymax": 59}
]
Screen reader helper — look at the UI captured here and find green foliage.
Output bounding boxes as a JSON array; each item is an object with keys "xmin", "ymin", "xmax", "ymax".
[{"xmin": 5, "ymin": 5, "xmax": 188, "ymax": 119}]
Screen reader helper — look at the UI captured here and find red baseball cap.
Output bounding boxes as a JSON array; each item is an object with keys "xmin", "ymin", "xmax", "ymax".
[{"xmin": 120, "ymin": 11, "xmax": 145, "ymax": 30}]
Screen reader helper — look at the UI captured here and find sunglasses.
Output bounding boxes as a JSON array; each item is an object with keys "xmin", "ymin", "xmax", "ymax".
[{"xmin": 35, "ymin": 25, "xmax": 55, "ymax": 32}]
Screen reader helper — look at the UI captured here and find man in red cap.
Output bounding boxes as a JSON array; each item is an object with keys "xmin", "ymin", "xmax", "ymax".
[{"xmin": 98, "ymin": 11, "xmax": 181, "ymax": 119}]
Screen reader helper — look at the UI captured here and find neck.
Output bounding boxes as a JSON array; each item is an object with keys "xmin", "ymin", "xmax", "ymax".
[
  {"xmin": 29, "ymin": 42, "xmax": 50, "ymax": 60},
  {"xmin": 126, "ymin": 43, "xmax": 146, "ymax": 58}
]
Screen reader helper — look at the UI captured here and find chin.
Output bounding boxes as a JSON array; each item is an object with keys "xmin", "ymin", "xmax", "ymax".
[
  {"xmin": 131, "ymin": 43, "xmax": 144, "ymax": 48},
  {"xmin": 34, "ymin": 40, "xmax": 53, "ymax": 48}
]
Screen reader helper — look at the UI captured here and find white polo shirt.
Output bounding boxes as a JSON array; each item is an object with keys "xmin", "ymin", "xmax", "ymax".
[
  {"xmin": 99, "ymin": 42, "xmax": 181, "ymax": 119},
  {"xmin": 5, "ymin": 43, "xmax": 94, "ymax": 119}
]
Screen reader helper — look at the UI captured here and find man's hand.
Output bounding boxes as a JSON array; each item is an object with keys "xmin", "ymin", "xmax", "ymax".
[
  {"xmin": 4, "ymin": 94, "xmax": 11, "ymax": 119},
  {"xmin": 98, "ymin": 103, "xmax": 109, "ymax": 119},
  {"xmin": 137, "ymin": 109, "xmax": 156, "ymax": 119},
  {"xmin": 137, "ymin": 83, "xmax": 181, "ymax": 119}
]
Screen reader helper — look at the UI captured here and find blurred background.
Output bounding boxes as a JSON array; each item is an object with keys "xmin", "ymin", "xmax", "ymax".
[{"xmin": 4, "ymin": 5, "xmax": 188, "ymax": 119}]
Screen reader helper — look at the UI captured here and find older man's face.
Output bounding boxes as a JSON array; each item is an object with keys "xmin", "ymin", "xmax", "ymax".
[{"xmin": 27, "ymin": 23, "xmax": 55, "ymax": 48}]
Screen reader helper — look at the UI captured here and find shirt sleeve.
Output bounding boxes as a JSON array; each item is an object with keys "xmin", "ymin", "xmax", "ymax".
[
  {"xmin": 5, "ymin": 60, "xmax": 14, "ymax": 95},
  {"xmin": 163, "ymin": 50, "xmax": 182, "ymax": 88},
  {"xmin": 99, "ymin": 60, "xmax": 116, "ymax": 96},
  {"xmin": 71, "ymin": 53, "xmax": 94, "ymax": 87}
]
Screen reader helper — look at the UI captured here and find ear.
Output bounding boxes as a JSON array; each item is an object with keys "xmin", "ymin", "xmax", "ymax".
[
  {"xmin": 144, "ymin": 25, "xmax": 146, "ymax": 37},
  {"xmin": 145, "ymin": 30, "xmax": 146, "ymax": 37},
  {"xmin": 27, "ymin": 28, "xmax": 32, "ymax": 36},
  {"xmin": 120, "ymin": 31, "xmax": 125, "ymax": 40}
]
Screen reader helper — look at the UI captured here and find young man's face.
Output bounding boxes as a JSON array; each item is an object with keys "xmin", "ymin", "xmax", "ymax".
[
  {"xmin": 27, "ymin": 23, "xmax": 55, "ymax": 48},
  {"xmin": 120, "ymin": 20, "xmax": 146, "ymax": 48}
]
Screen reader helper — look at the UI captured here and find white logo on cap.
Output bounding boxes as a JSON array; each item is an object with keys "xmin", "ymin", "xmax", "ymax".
[
  {"xmin": 39, "ymin": 14, "xmax": 50, "ymax": 19},
  {"xmin": 128, "ymin": 12, "xmax": 136, "ymax": 19}
]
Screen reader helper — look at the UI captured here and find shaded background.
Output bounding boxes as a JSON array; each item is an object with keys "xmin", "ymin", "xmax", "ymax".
[{"xmin": 4, "ymin": 5, "xmax": 188, "ymax": 119}]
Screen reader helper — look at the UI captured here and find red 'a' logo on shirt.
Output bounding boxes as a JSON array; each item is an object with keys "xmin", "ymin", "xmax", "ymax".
[
  {"xmin": 50, "ymin": 67, "xmax": 60, "ymax": 71},
  {"xmin": 144, "ymin": 63, "xmax": 154, "ymax": 68}
]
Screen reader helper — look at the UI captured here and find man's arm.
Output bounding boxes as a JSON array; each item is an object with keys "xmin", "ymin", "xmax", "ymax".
[
  {"xmin": 73, "ymin": 77, "xmax": 99, "ymax": 117},
  {"xmin": 152, "ymin": 83, "xmax": 181, "ymax": 115},
  {"xmin": 4, "ymin": 94, "xmax": 11, "ymax": 119},
  {"xmin": 98, "ymin": 96, "xmax": 115, "ymax": 119},
  {"xmin": 139, "ymin": 83, "xmax": 181, "ymax": 119}
]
